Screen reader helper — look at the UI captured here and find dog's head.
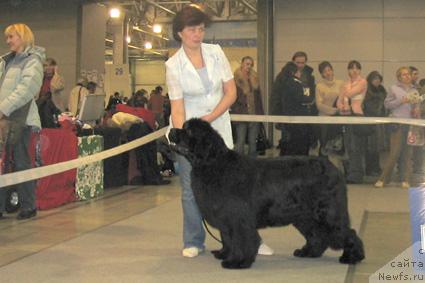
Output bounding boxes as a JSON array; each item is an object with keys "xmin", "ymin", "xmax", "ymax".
[{"xmin": 169, "ymin": 118, "xmax": 228, "ymax": 165}]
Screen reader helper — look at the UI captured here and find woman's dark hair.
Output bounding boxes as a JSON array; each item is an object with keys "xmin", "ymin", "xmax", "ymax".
[
  {"xmin": 347, "ymin": 60, "xmax": 361, "ymax": 70},
  {"xmin": 281, "ymin": 61, "xmax": 298, "ymax": 79},
  {"xmin": 366, "ymin": 71, "xmax": 383, "ymax": 85},
  {"xmin": 172, "ymin": 5, "xmax": 211, "ymax": 42},
  {"xmin": 292, "ymin": 51, "xmax": 308, "ymax": 62},
  {"xmin": 318, "ymin": 61, "xmax": 333, "ymax": 74}
]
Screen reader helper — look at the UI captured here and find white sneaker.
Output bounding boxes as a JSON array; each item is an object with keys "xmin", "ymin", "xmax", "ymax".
[
  {"xmin": 374, "ymin": 180, "xmax": 384, "ymax": 188},
  {"xmin": 182, "ymin": 247, "xmax": 204, "ymax": 258},
  {"xmin": 258, "ymin": 243, "xmax": 274, "ymax": 255}
]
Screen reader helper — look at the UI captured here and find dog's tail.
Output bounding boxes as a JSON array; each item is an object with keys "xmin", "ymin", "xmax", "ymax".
[{"xmin": 339, "ymin": 229, "xmax": 365, "ymax": 264}]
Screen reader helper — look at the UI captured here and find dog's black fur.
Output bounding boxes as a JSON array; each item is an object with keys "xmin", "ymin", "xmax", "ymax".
[{"xmin": 169, "ymin": 118, "xmax": 365, "ymax": 269}]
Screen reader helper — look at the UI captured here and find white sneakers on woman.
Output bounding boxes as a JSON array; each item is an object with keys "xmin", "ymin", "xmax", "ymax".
[
  {"xmin": 258, "ymin": 243, "xmax": 274, "ymax": 255},
  {"xmin": 182, "ymin": 243, "xmax": 274, "ymax": 258},
  {"xmin": 182, "ymin": 247, "xmax": 205, "ymax": 258},
  {"xmin": 374, "ymin": 180, "xmax": 384, "ymax": 188}
]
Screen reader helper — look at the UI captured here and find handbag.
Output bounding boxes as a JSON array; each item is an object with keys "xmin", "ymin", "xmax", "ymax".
[
  {"xmin": 256, "ymin": 123, "xmax": 271, "ymax": 155},
  {"xmin": 407, "ymin": 126, "xmax": 425, "ymax": 146}
]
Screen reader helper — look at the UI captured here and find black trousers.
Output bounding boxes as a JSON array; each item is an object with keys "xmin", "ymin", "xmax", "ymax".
[{"xmin": 127, "ymin": 123, "xmax": 162, "ymax": 184}]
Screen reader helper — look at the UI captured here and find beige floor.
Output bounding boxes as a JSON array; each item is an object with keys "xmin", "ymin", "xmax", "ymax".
[{"xmin": 0, "ymin": 174, "xmax": 416, "ymax": 283}]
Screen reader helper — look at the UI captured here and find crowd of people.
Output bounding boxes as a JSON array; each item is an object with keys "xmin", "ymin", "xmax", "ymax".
[{"xmin": 268, "ymin": 52, "xmax": 425, "ymax": 189}]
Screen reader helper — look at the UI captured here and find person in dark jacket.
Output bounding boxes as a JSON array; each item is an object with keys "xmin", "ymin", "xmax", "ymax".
[
  {"xmin": 270, "ymin": 61, "xmax": 316, "ymax": 156},
  {"xmin": 292, "ymin": 51, "xmax": 317, "ymax": 115},
  {"xmin": 36, "ymin": 91, "xmax": 61, "ymax": 128},
  {"xmin": 363, "ymin": 71, "xmax": 387, "ymax": 176}
]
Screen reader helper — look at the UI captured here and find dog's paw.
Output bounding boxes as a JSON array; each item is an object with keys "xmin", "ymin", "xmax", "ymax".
[
  {"xmin": 211, "ymin": 249, "xmax": 228, "ymax": 260},
  {"xmin": 293, "ymin": 248, "xmax": 323, "ymax": 258},
  {"xmin": 294, "ymin": 248, "xmax": 308, "ymax": 257},
  {"xmin": 339, "ymin": 251, "xmax": 365, "ymax": 264},
  {"xmin": 221, "ymin": 259, "xmax": 252, "ymax": 269}
]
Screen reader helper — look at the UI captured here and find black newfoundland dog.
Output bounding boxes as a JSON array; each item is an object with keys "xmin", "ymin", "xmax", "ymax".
[{"xmin": 169, "ymin": 118, "xmax": 364, "ymax": 269}]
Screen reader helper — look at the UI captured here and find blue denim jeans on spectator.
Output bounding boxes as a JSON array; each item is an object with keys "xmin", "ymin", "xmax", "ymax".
[
  {"xmin": 0, "ymin": 127, "xmax": 36, "ymax": 212},
  {"xmin": 176, "ymin": 154, "xmax": 205, "ymax": 249},
  {"xmin": 234, "ymin": 122, "xmax": 259, "ymax": 157}
]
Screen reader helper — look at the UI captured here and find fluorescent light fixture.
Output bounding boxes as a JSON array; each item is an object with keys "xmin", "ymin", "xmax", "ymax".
[
  {"xmin": 109, "ymin": 8, "xmax": 120, "ymax": 18},
  {"xmin": 152, "ymin": 24, "xmax": 162, "ymax": 34},
  {"xmin": 144, "ymin": 41, "xmax": 153, "ymax": 50}
]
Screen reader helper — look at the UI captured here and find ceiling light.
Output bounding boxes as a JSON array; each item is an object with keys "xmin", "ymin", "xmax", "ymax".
[
  {"xmin": 152, "ymin": 24, "xmax": 162, "ymax": 34},
  {"xmin": 109, "ymin": 8, "xmax": 120, "ymax": 18},
  {"xmin": 144, "ymin": 42, "xmax": 152, "ymax": 50}
]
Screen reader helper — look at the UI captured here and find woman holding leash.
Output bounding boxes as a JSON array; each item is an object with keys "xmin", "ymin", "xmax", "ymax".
[
  {"xmin": 0, "ymin": 23, "xmax": 43, "ymax": 220},
  {"xmin": 166, "ymin": 5, "xmax": 273, "ymax": 257}
]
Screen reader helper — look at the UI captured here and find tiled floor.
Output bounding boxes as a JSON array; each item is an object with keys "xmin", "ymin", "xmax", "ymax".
[
  {"xmin": 0, "ymin": 182, "xmax": 180, "ymax": 267},
  {"xmin": 0, "ymin": 166, "xmax": 417, "ymax": 282}
]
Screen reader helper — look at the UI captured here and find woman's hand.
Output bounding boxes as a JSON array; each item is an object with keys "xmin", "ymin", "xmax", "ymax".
[{"xmin": 200, "ymin": 113, "xmax": 213, "ymax": 123}]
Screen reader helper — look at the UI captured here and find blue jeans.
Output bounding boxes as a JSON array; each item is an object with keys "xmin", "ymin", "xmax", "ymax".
[
  {"xmin": 176, "ymin": 154, "xmax": 205, "ymax": 249},
  {"xmin": 234, "ymin": 122, "xmax": 259, "ymax": 157},
  {"xmin": 0, "ymin": 127, "xmax": 36, "ymax": 212}
]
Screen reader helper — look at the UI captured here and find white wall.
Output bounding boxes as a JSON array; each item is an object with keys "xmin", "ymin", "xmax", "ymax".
[
  {"xmin": 134, "ymin": 60, "xmax": 166, "ymax": 96},
  {"xmin": 273, "ymin": 0, "xmax": 425, "ymax": 88}
]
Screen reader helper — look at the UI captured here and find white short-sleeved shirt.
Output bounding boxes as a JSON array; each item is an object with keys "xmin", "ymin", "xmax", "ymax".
[{"xmin": 165, "ymin": 43, "xmax": 234, "ymax": 149}]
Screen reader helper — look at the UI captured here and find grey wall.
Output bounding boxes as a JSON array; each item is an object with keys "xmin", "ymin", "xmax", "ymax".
[
  {"xmin": 0, "ymin": 0, "xmax": 80, "ymax": 108},
  {"xmin": 274, "ymin": 0, "xmax": 425, "ymax": 87}
]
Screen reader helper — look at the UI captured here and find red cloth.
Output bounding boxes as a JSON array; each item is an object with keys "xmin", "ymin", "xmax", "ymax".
[
  {"xmin": 29, "ymin": 129, "xmax": 78, "ymax": 210},
  {"xmin": 116, "ymin": 104, "xmax": 156, "ymax": 129}
]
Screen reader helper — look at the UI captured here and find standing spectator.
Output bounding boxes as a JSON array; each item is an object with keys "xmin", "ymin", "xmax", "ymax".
[
  {"xmin": 270, "ymin": 61, "xmax": 316, "ymax": 156},
  {"xmin": 163, "ymin": 93, "xmax": 171, "ymax": 126},
  {"xmin": 106, "ymin": 91, "xmax": 122, "ymax": 111},
  {"xmin": 36, "ymin": 91, "xmax": 61, "ymax": 128},
  {"xmin": 86, "ymin": 81, "xmax": 97, "ymax": 95},
  {"xmin": 363, "ymin": 71, "xmax": 387, "ymax": 176},
  {"xmin": 315, "ymin": 61, "xmax": 344, "ymax": 171},
  {"xmin": 375, "ymin": 67, "xmax": 414, "ymax": 189},
  {"xmin": 39, "ymin": 57, "xmax": 65, "ymax": 111},
  {"xmin": 337, "ymin": 60, "xmax": 367, "ymax": 184},
  {"xmin": 292, "ymin": 51, "xmax": 316, "ymax": 109},
  {"xmin": 68, "ymin": 78, "xmax": 89, "ymax": 116},
  {"xmin": 0, "ymin": 23, "xmax": 43, "ymax": 219},
  {"xmin": 409, "ymin": 66, "xmax": 424, "ymax": 175},
  {"xmin": 232, "ymin": 56, "xmax": 263, "ymax": 157},
  {"xmin": 410, "ymin": 66, "xmax": 420, "ymax": 89},
  {"xmin": 292, "ymin": 51, "xmax": 319, "ymax": 147},
  {"xmin": 166, "ymin": 6, "xmax": 273, "ymax": 258},
  {"xmin": 148, "ymin": 86, "xmax": 166, "ymax": 128},
  {"xmin": 128, "ymin": 89, "xmax": 148, "ymax": 108}
]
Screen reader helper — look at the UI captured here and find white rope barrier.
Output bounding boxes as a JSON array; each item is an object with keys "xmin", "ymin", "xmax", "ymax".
[
  {"xmin": 0, "ymin": 127, "xmax": 167, "ymax": 188},
  {"xmin": 0, "ymin": 114, "xmax": 424, "ymax": 188},
  {"xmin": 231, "ymin": 114, "xmax": 425, "ymax": 126}
]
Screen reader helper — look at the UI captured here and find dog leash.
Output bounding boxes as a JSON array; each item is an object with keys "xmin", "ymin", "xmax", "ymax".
[{"xmin": 202, "ymin": 218, "xmax": 222, "ymax": 243}]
